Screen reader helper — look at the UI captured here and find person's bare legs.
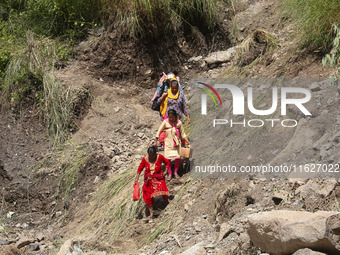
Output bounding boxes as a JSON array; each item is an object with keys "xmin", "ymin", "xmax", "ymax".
[{"xmin": 148, "ymin": 205, "xmax": 153, "ymax": 218}]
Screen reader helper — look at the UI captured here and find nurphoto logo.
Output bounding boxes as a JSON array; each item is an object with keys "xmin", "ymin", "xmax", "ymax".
[{"xmin": 197, "ymin": 82, "xmax": 312, "ymax": 128}]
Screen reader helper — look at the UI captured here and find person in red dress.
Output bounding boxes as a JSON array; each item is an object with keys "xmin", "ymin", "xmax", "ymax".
[{"xmin": 134, "ymin": 146, "xmax": 170, "ymax": 218}]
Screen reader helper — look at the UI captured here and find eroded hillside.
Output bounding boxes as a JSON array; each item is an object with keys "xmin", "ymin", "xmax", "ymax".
[{"xmin": 0, "ymin": 0, "xmax": 339, "ymax": 255}]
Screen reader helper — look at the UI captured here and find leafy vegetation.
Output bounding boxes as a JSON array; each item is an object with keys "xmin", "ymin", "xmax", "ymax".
[
  {"xmin": 282, "ymin": 0, "xmax": 340, "ymax": 50},
  {"xmin": 0, "ymin": 0, "xmax": 219, "ymax": 144},
  {"xmin": 323, "ymin": 24, "xmax": 340, "ymax": 85},
  {"xmin": 1, "ymin": 0, "xmax": 100, "ymax": 37},
  {"xmin": 1, "ymin": 31, "xmax": 91, "ymax": 144}
]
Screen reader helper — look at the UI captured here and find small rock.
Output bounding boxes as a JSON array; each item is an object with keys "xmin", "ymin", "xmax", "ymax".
[
  {"xmin": 158, "ymin": 251, "xmax": 172, "ymax": 255},
  {"xmin": 0, "ymin": 240, "xmax": 9, "ymax": 245},
  {"xmin": 93, "ymin": 176, "xmax": 100, "ymax": 184},
  {"xmin": 188, "ymin": 56, "xmax": 203, "ymax": 62},
  {"xmin": 159, "ymin": 251, "xmax": 172, "ymax": 255},
  {"xmin": 73, "ymin": 245, "xmax": 83, "ymax": 253},
  {"xmin": 310, "ymin": 82, "xmax": 321, "ymax": 92},
  {"xmin": 56, "ymin": 239, "xmax": 73, "ymax": 255},
  {"xmin": 218, "ymin": 222, "xmax": 231, "ymax": 242},
  {"xmin": 293, "ymin": 199, "xmax": 300, "ymax": 206},
  {"xmin": 239, "ymin": 232, "xmax": 251, "ymax": 250},
  {"xmin": 292, "ymin": 248, "xmax": 326, "ymax": 255},
  {"xmin": 194, "ymin": 225, "xmax": 202, "ymax": 232},
  {"xmin": 29, "ymin": 244, "xmax": 40, "ymax": 251},
  {"xmin": 179, "ymin": 241, "xmax": 205, "ymax": 255},
  {"xmin": 56, "ymin": 211, "xmax": 63, "ymax": 217}
]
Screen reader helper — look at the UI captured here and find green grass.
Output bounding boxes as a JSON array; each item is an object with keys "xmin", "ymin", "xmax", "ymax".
[
  {"xmin": 80, "ymin": 169, "xmax": 144, "ymax": 242},
  {"xmin": 1, "ymin": 0, "xmax": 101, "ymax": 37},
  {"xmin": 101, "ymin": 0, "xmax": 218, "ymax": 38},
  {"xmin": 322, "ymin": 24, "xmax": 340, "ymax": 84},
  {"xmin": 282, "ymin": 0, "xmax": 340, "ymax": 50},
  {"xmin": 147, "ymin": 179, "xmax": 192, "ymax": 244},
  {"xmin": 29, "ymin": 142, "xmax": 90, "ymax": 207},
  {"xmin": 1, "ymin": 31, "xmax": 91, "ymax": 144},
  {"xmin": 57, "ymin": 144, "xmax": 89, "ymax": 207}
]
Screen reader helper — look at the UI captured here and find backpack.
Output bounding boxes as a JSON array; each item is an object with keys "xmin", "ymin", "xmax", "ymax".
[{"xmin": 151, "ymin": 73, "xmax": 167, "ymax": 111}]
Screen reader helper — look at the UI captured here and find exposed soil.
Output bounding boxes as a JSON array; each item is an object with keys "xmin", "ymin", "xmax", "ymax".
[{"xmin": 0, "ymin": 0, "xmax": 339, "ymax": 254}]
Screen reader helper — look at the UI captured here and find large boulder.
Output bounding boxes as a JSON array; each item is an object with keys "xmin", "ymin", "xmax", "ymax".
[
  {"xmin": 204, "ymin": 47, "xmax": 236, "ymax": 67},
  {"xmin": 247, "ymin": 210, "xmax": 340, "ymax": 255},
  {"xmin": 295, "ymin": 179, "xmax": 337, "ymax": 198},
  {"xmin": 326, "ymin": 213, "xmax": 340, "ymax": 251}
]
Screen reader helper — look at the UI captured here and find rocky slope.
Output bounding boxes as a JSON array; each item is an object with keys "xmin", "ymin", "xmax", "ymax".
[{"xmin": 0, "ymin": 0, "xmax": 339, "ymax": 255}]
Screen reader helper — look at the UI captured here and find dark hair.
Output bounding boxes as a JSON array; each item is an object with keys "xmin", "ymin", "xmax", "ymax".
[
  {"xmin": 147, "ymin": 146, "xmax": 157, "ymax": 154},
  {"xmin": 171, "ymin": 80, "xmax": 178, "ymax": 87},
  {"xmin": 168, "ymin": 109, "xmax": 177, "ymax": 117}
]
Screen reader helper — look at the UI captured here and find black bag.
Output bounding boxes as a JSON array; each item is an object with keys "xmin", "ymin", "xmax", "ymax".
[
  {"xmin": 151, "ymin": 81, "xmax": 166, "ymax": 111},
  {"xmin": 152, "ymin": 96, "xmax": 161, "ymax": 111}
]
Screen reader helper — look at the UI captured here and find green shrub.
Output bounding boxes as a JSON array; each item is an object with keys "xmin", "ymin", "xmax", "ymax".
[
  {"xmin": 282, "ymin": 0, "xmax": 340, "ymax": 50},
  {"xmin": 323, "ymin": 24, "xmax": 340, "ymax": 84},
  {"xmin": 1, "ymin": 0, "xmax": 101, "ymax": 38},
  {"xmin": 23, "ymin": 0, "xmax": 101, "ymax": 37},
  {"xmin": 1, "ymin": 32, "xmax": 89, "ymax": 144},
  {"xmin": 0, "ymin": 0, "xmax": 26, "ymax": 21},
  {"xmin": 0, "ymin": 48, "xmax": 12, "ymax": 78}
]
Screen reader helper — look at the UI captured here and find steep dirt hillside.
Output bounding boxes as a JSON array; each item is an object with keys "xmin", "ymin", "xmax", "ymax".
[{"xmin": 0, "ymin": 0, "xmax": 339, "ymax": 255}]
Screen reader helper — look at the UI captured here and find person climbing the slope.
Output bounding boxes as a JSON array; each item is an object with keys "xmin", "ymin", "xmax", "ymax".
[{"xmin": 134, "ymin": 146, "xmax": 170, "ymax": 219}]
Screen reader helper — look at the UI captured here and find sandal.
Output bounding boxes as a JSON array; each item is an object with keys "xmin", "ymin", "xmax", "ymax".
[
  {"xmin": 144, "ymin": 215, "xmax": 153, "ymax": 223},
  {"xmin": 174, "ymin": 173, "xmax": 180, "ymax": 179},
  {"xmin": 167, "ymin": 175, "xmax": 172, "ymax": 181}
]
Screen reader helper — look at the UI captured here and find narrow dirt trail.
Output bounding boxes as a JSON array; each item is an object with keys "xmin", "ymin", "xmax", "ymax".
[{"xmin": 53, "ymin": 60, "xmax": 189, "ymax": 254}]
